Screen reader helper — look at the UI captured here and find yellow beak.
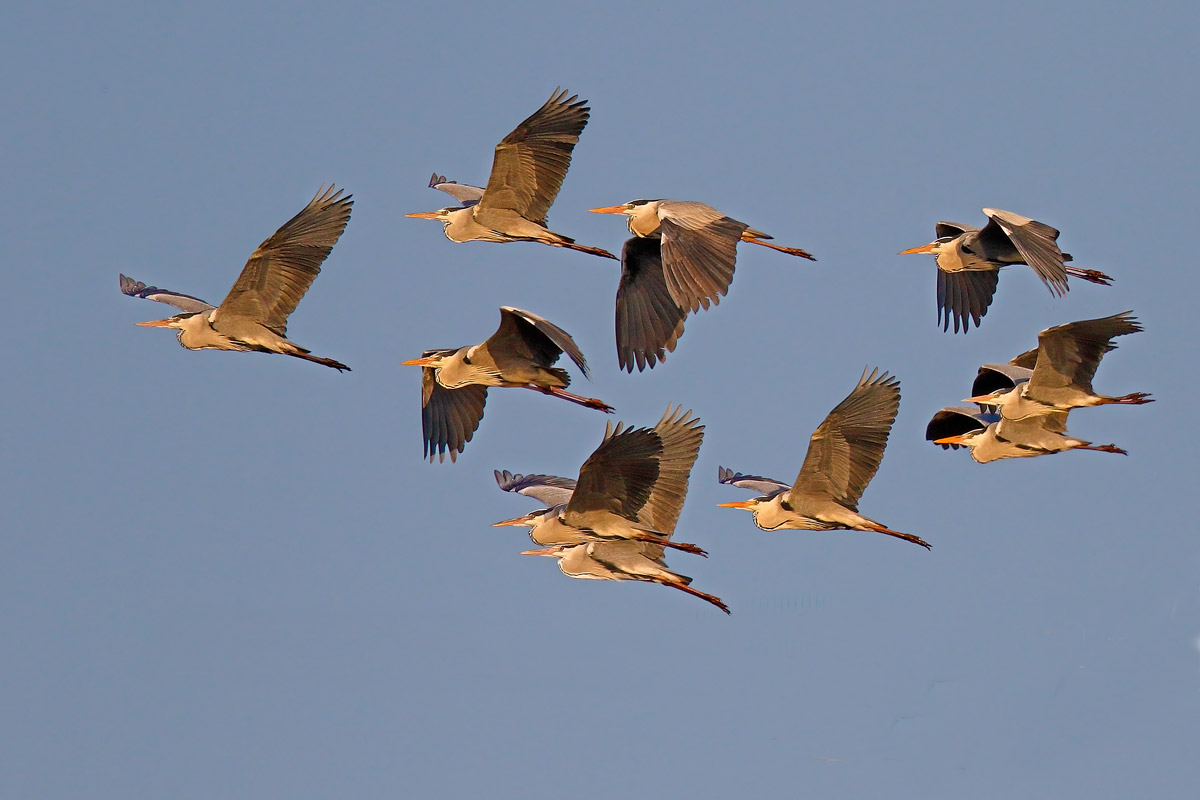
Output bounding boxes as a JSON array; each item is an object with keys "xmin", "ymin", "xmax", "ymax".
[
  {"xmin": 588, "ymin": 205, "xmax": 629, "ymax": 214},
  {"xmin": 717, "ymin": 500, "xmax": 755, "ymax": 510},
  {"xmin": 135, "ymin": 319, "xmax": 173, "ymax": 327},
  {"xmin": 404, "ymin": 211, "xmax": 442, "ymax": 220},
  {"xmin": 898, "ymin": 242, "xmax": 938, "ymax": 255}
]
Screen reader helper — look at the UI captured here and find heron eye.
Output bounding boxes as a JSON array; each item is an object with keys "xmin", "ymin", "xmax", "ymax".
[
  {"xmin": 462, "ymin": 354, "xmax": 472, "ymax": 365},
  {"xmin": 961, "ymin": 244, "xmax": 973, "ymax": 255}
]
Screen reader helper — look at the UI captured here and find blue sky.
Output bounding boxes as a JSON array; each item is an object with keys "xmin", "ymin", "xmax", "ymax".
[{"xmin": 2, "ymin": 1, "xmax": 1197, "ymax": 797}]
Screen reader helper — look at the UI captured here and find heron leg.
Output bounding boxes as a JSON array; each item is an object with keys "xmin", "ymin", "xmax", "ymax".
[
  {"xmin": 531, "ymin": 385, "xmax": 615, "ymax": 413},
  {"xmin": 287, "ymin": 351, "xmax": 351, "ymax": 372},
  {"xmin": 660, "ymin": 580, "xmax": 730, "ymax": 614},
  {"xmin": 627, "ymin": 532, "xmax": 707, "ymax": 557},
  {"xmin": 1064, "ymin": 266, "xmax": 1114, "ymax": 286},
  {"xmin": 1102, "ymin": 392, "xmax": 1154, "ymax": 405},
  {"xmin": 867, "ymin": 524, "xmax": 932, "ymax": 550},
  {"xmin": 555, "ymin": 241, "xmax": 619, "ymax": 260},
  {"xmin": 741, "ymin": 236, "xmax": 817, "ymax": 261},
  {"xmin": 1078, "ymin": 443, "xmax": 1128, "ymax": 455}
]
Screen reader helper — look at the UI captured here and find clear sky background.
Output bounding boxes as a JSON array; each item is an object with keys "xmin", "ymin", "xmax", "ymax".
[{"xmin": 2, "ymin": 1, "xmax": 1197, "ymax": 797}]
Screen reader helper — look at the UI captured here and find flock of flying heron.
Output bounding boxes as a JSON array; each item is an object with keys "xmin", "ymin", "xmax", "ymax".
[{"xmin": 118, "ymin": 88, "xmax": 1153, "ymax": 614}]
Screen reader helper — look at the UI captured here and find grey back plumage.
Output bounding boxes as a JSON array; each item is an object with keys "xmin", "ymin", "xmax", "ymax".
[{"xmin": 486, "ymin": 306, "xmax": 590, "ymax": 377}]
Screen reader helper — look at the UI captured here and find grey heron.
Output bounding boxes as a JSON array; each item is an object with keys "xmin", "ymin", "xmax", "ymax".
[
  {"xmin": 718, "ymin": 368, "xmax": 930, "ymax": 549},
  {"xmin": 403, "ymin": 307, "xmax": 612, "ymax": 462},
  {"xmin": 927, "ymin": 406, "xmax": 1127, "ymax": 463},
  {"xmin": 899, "ymin": 208, "xmax": 1113, "ymax": 333},
  {"xmin": 494, "ymin": 405, "xmax": 709, "ymax": 556},
  {"xmin": 589, "ymin": 199, "xmax": 815, "ymax": 371},
  {"xmin": 523, "ymin": 541, "xmax": 730, "ymax": 614},
  {"xmin": 120, "ymin": 185, "xmax": 352, "ymax": 371},
  {"xmin": 405, "ymin": 89, "xmax": 616, "ymax": 259},
  {"xmin": 963, "ymin": 311, "xmax": 1153, "ymax": 418},
  {"xmin": 490, "ymin": 470, "xmax": 587, "ymax": 547}
]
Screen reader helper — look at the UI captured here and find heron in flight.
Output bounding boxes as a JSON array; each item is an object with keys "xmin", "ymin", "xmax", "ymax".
[
  {"xmin": 962, "ymin": 311, "xmax": 1153, "ymax": 418},
  {"xmin": 403, "ymin": 307, "xmax": 612, "ymax": 462},
  {"xmin": 718, "ymin": 368, "xmax": 930, "ymax": 549},
  {"xmin": 899, "ymin": 208, "xmax": 1113, "ymax": 333},
  {"xmin": 927, "ymin": 406, "xmax": 1127, "ymax": 463},
  {"xmin": 589, "ymin": 199, "xmax": 815, "ymax": 371},
  {"xmin": 523, "ymin": 541, "xmax": 729, "ymax": 614},
  {"xmin": 492, "ymin": 405, "xmax": 708, "ymax": 556},
  {"xmin": 120, "ymin": 185, "xmax": 352, "ymax": 371},
  {"xmin": 406, "ymin": 89, "xmax": 616, "ymax": 259}
]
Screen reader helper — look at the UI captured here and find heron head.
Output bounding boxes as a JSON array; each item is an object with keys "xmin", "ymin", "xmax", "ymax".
[
  {"xmin": 963, "ymin": 388, "xmax": 1013, "ymax": 406},
  {"xmin": 401, "ymin": 353, "xmax": 450, "ymax": 370},
  {"xmin": 717, "ymin": 499, "xmax": 761, "ymax": 513},
  {"xmin": 404, "ymin": 208, "xmax": 456, "ymax": 223},
  {"xmin": 135, "ymin": 312, "xmax": 197, "ymax": 330},
  {"xmin": 492, "ymin": 511, "xmax": 541, "ymax": 528},
  {"xmin": 520, "ymin": 545, "xmax": 566, "ymax": 558},
  {"xmin": 898, "ymin": 236, "xmax": 953, "ymax": 257},
  {"xmin": 932, "ymin": 431, "xmax": 982, "ymax": 448}
]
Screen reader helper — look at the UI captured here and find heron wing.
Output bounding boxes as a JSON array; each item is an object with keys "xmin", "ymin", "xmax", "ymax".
[
  {"xmin": 616, "ymin": 236, "xmax": 687, "ymax": 372},
  {"xmin": 489, "ymin": 306, "xmax": 589, "ymax": 376},
  {"xmin": 926, "ymin": 406, "xmax": 997, "ymax": 449},
  {"xmin": 790, "ymin": 368, "xmax": 899, "ymax": 510},
  {"xmin": 1027, "ymin": 311, "xmax": 1141, "ymax": 396},
  {"xmin": 657, "ymin": 201, "xmax": 747, "ymax": 313},
  {"xmin": 493, "ymin": 470, "xmax": 577, "ymax": 506},
  {"xmin": 717, "ymin": 466, "xmax": 790, "ymax": 496},
  {"xmin": 119, "ymin": 274, "xmax": 215, "ymax": 313},
  {"xmin": 971, "ymin": 363, "xmax": 1034, "ymax": 398},
  {"xmin": 565, "ymin": 420, "xmax": 664, "ymax": 523},
  {"xmin": 633, "ymin": 405, "xmax": 703, "ymax": 535},
  {"xmin": 421, "ymin": 363, "xmax": 488, "ymax": 463},
  {"xmin": 935, "ymin": 220, "xmax": 979, "ymax": 239},
  {"xmin": 476, "ymin": 88, "xmax": 589, "ymax": 225},
  {"xmin": 217, "ymin": 185, "xmax": 353, "ymax": 336},
  {"xmin": 428, "ymin": 173, "xmax": 485, "ymax": 206},
  {"xmin": 982, "ymin": 208, "xmax": 1069, "ymax": 296},
  {"xmin": 936, "ymin": 267, "xmax": 999, "ymax": 333}
]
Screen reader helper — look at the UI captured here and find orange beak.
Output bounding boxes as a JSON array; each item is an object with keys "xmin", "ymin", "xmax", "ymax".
[
  {"xmin": 492, "ymin": 515, "xmax": 531, "ymax": 527},
  {"xmin": 520, "ymin": 547, "xmax": 557, "ymax": 556},
  {"xmin": 404, "ymin": 211, "xmax": 441, "ymax": 219},
  {"xmin": 933, "ymin": 434, "xmax": 970, "ymax": 445},
  {"xmin": 401, "ymin": 356, "xmax": 439, "ymax": 367},
  {"xmin": 898, "ymin": 242, "xmax": 938, "ymax": 255},
  {"xmin": 717, "ymin": 500, "xmax": 755, "ymax": 510},
  {"xmin": 588, "ymin": 205, "xmax": 628, "ymax": 214},
  {"xmin": 962, "ymin": 394, "xmax": 998, "ymax": 404},
  {"xmin": 135, "ymin": 319, "xmax": 173, "ymax": 327}
]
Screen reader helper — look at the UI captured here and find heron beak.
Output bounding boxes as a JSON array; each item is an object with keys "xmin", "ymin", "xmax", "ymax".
[
  {"xmin": 401, "ymin": 356, "xmax": 438, "ymax": 367},
  {"xmin": 933, "ymin": 434, "xmax": 969, "ymax": 445},
  {"xmin": 520, "ymin": 547, "xmax": 557, "ymax": 557},
  {"xmin": 587, "ymin": 205, "xmax": 628, "ymax": 214},
  {"xmin": 404, "ymin": 211, "xmax": 441, "ymax": 220},
  {"xmin": 962, "ymin": 394, "xmax": 995, "ymax": 404},
  {"xmin": 135, "ymin": 318, "xmax": 173, "ymax": 327},
  {"xmin": 492, "ymin": 516, "xmax": 529, "ymax": 527},
  {"xmin": 717, "ymin": 501, "xmax": 755, "ymax": 510},
  {"xmin": 898, "ymin": 242, "xmax": 938, "ymax": 255}
]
